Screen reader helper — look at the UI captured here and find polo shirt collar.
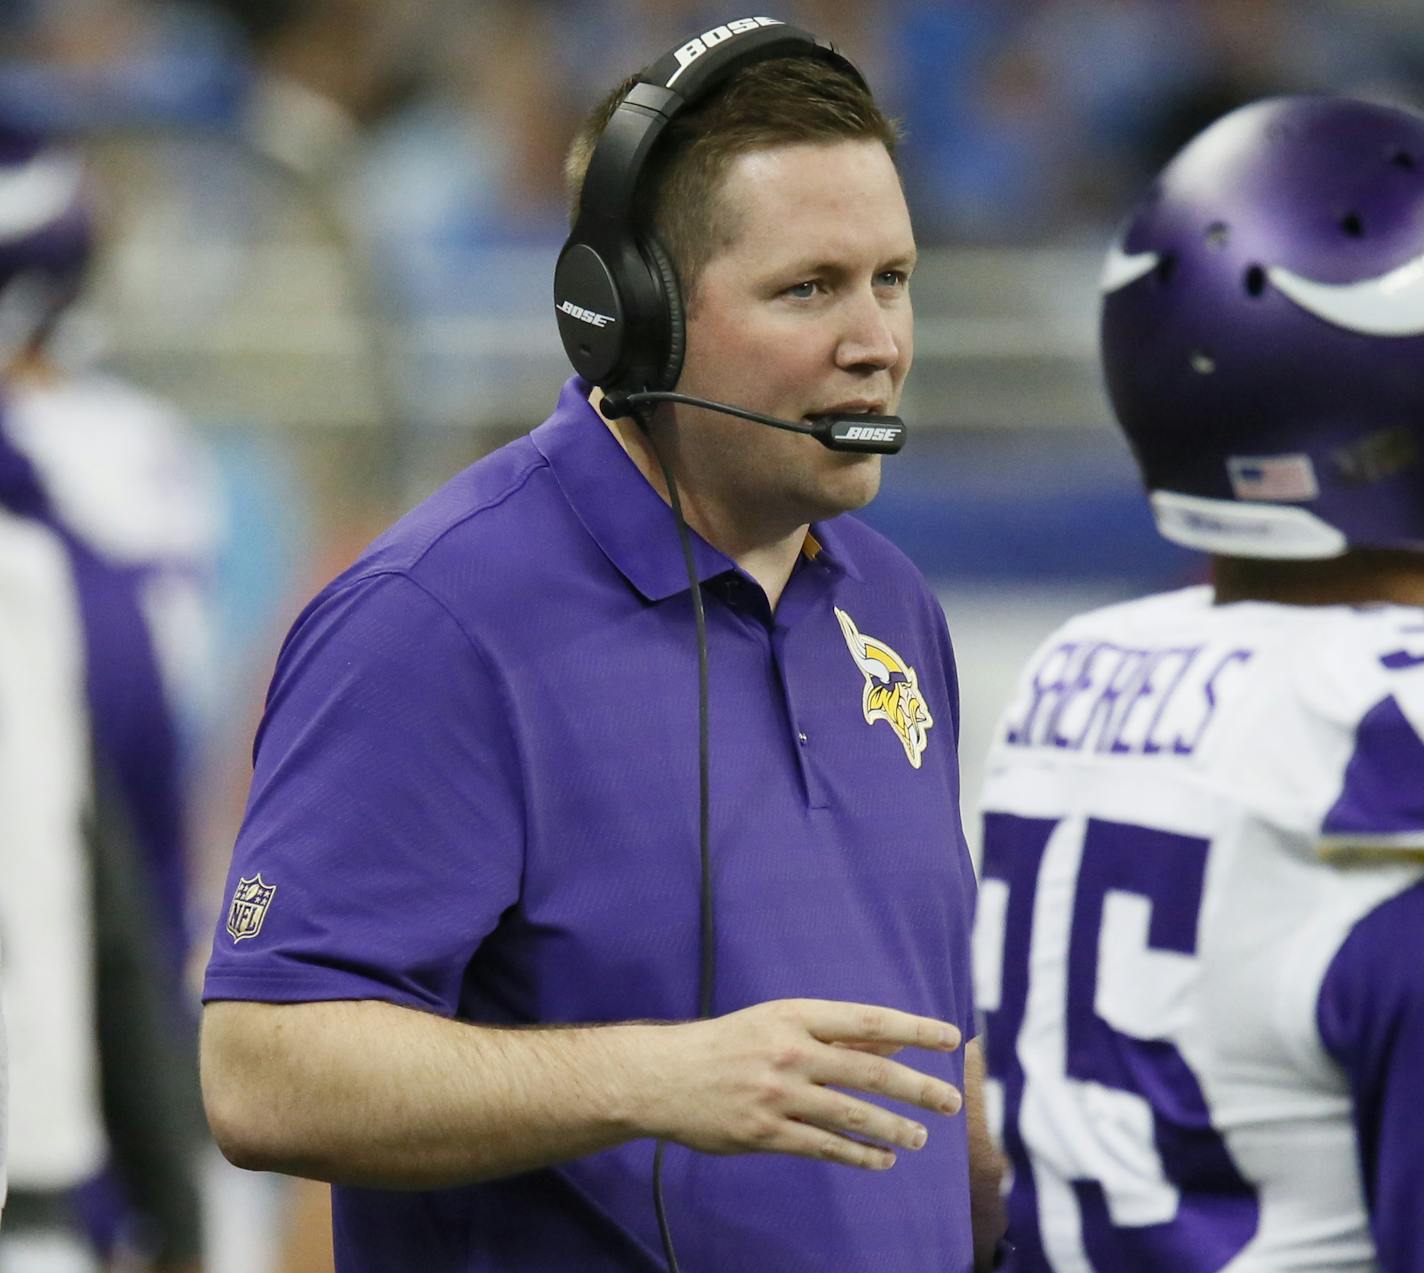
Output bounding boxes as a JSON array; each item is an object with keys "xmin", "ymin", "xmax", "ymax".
[
  {"xmin": 532, "ymin": 377, "xmax": 859, "ymax": 601},
  {"xmin": 801, "ymin": 515, "xmax": 861, "ymax": 584}
]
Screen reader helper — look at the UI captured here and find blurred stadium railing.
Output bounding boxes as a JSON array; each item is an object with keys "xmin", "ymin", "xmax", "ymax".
[{"xmin": 83, "ymin": 128, "xmax": 1117, "ymax": 485}]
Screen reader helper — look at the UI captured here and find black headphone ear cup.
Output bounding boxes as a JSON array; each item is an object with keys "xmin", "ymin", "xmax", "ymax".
[
  {"xmin": 641, "ymin": 235, "xmax": 685, "ymax": 390},
  {"xmin": 554, "ymin": 239, "xmax": 626, "ymax": 384}
]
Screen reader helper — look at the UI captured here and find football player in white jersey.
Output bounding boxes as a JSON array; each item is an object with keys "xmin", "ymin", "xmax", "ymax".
[
  {"xmin": 0, "ymin": 123, "xmax": 210, "ymax": 1272},
  {"xmin": 0, "ymin": 436, "xmax": 105, "ymax": 1269},
  {"xmin": 974, "ymin": 97, "xmax": 1424, "ymax": 1271}
]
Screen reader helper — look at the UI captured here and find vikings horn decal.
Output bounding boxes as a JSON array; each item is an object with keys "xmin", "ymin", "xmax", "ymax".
[
  {"xmin": 835, "ymin": 607, "xmax": 933, "ymax": 769},
  {"xmin": 1099, "ymin": 244, "xmax": 1161, "ymax": 294},
  {"xmin": 1268, "ymin": 249, "xmax": 1424, "ymax": 337},
  {"xmin": 1097, "ymin": 236, "xmax": 1424, "ymax": 336}
]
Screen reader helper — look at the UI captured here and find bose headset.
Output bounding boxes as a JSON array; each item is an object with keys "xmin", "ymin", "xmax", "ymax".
[
  {"xmin": 552, "ymin": 21, "xmax": 905, "ymax": 1272},
  {"xmin": 553, "ymin": 17, "xmax": 906, "ymax": 452}
]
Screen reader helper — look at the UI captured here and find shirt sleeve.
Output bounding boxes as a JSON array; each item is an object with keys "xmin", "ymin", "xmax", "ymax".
[
  {"xmin": 1316, "ymin": 878, "xmax": 1424, "ymax": 1272},
  {"xmin": 203, "ymin": 570, "xmax": 525, "ymax": 1015}
]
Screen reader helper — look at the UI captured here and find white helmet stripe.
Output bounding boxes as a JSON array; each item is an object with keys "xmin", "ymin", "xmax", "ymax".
[
  {"xmin": 1099, "ymin": 246, "xmax": 1160, "ymax": 294},
  {"xmin": 1268, "ymin": 251, "xmax": 1424, "ymax": 336},
  {"xmin": 0, "ymin": 155, "xmax": 83, "ymax": 244},
  {"xmin": 1150, "ymin": 490, "xmax": 1348, "ymax": 559}
]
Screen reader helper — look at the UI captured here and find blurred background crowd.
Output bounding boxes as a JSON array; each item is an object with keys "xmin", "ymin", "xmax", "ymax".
[{"xmin": 1, "ymin": 0, "xmax": 1422, "ymax": 1269}]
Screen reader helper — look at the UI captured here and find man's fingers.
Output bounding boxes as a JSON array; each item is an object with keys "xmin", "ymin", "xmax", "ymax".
[
  {"xmin": 775, "ymin": 1120, "xmax": 898, "ymax": 1172},
  {"xmin": 831, "ymin": 1040, "xmax": 904, "ymax": 1058},
  {"xmin": 794, "ymin": 1086, "xmax": 930, "ymax": 1152},
  {"xmin": 812, "ymin": 1047, "xmax": 963, "ymax": 1117},
  {"xmin": 797, "ymin": 1000, "xmax": 961, "ymax": 1052}
]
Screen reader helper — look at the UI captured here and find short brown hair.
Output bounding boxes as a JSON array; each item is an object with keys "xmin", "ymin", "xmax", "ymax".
[{"xmin": 564, "ymin": 55, "xmax": 899, "ymax": 299}]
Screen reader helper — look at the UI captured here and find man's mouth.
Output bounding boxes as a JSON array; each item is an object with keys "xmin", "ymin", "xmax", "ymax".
[{"xmin": 805, "ymin": 402, "xmax": 886, "ymax": 421}]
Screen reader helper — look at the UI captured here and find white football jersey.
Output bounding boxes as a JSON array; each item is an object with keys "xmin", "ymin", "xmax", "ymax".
[
  {"xmin": 974, "ymin": 586, "xmax": 1424, "ymax": 1272},
  {"xmin": 4, "ymin": 372, "xmax": 222, "ymax": 726},
  {"xmin": 0, "ymin": 506, "xmax": 104, "ymax": 1188}
]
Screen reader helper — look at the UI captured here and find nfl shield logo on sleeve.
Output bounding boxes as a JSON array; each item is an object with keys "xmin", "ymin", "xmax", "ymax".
[{"xmin": 226, "ymin": 874, "xmax": 277, "ymax": 942}]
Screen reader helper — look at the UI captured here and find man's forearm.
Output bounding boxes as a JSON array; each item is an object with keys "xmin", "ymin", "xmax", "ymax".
[
  {"xmin": 201, "ymin": 999, "xmax": 658, "ymax": 1189},
  {"xmin": 202, "ymin": 995, "xmax": 966, "ymax": 1189}
]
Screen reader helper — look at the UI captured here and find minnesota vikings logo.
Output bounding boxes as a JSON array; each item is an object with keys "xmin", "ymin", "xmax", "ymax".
[
  {"xmin": 226, "ymin": 874, "xmax": 277, "ymax": 943},
  {"xmin": 835, "ymin": 607, "xmax": 933, "ymax": 769}
]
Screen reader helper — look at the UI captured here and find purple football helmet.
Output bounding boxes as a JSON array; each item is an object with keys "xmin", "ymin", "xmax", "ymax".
[
  {"xmin": 1100, "ymin": 96, "xmax": 1424, "ymax": 558},
  {"xmin": 0, "ymin": 123, "xmax": 93, "ymax": 359}
]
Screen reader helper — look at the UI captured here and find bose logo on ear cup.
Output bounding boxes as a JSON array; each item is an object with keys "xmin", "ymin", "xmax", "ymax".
[
  {"xmin": 668, "ymin": 17, "xmax": 783, "ymax": 85},
  {"xmin": 558, "ymin": 300, "xmax": 617, "ymax": 328}
]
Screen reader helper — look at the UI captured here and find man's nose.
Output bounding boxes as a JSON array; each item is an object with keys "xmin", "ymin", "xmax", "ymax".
[{"xmin": 836, "ymin": 290, "xmax": 903, "ymax": 372}]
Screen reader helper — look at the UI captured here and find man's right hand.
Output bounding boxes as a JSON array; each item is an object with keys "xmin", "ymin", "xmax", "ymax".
[{"xmin": 637, "ymin": 998, "xmax": 964, "ymax": 1170}]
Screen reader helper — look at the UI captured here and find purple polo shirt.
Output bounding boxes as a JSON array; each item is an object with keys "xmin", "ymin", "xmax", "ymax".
[{"xmin": 204, "ymin": 378, "xmax": 977, "ymax": 1273}]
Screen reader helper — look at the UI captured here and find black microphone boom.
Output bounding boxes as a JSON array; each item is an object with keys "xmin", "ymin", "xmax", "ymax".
[{"xmin": 600, "ymin": 390, "xmax": 906, "ymax": 454}]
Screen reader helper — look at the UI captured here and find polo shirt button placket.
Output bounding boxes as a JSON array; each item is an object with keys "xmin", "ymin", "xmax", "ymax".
[
  {"xmin": 773, "ymin": 621, "xmax": 825, "ymax": 808},
  {"xmin": 715, "ymin": 574, "xmax": 748, "ymax": 612}
]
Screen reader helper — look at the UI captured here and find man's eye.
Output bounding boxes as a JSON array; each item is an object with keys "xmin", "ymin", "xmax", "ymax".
[
  {"xmin": 876, "ymin": 270, "xmax": 908, "ymax": 289},
  {"xmin": 786, "ymin": 280, "xmax": 820, "ymax": 299}
]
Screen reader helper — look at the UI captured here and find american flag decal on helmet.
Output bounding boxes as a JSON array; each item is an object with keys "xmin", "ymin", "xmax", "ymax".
[{"xmin": 1227, "ymin": 453, "xmax": 1320, "ymax": 502}]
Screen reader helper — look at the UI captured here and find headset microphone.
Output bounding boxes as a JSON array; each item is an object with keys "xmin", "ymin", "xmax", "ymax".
[{"xmin": 599, "ymin": 390, "xmax": 906, "ymax": 454}]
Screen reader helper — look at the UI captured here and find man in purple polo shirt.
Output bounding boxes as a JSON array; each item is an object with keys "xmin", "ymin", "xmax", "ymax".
[{"xmin": 202, "ymin": 20, "xmax": 1000, "ymax": 1272}]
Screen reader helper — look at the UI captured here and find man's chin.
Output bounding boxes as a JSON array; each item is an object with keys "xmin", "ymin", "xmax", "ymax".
[{"xmin": 808, "ymin": 456, "xmax": 882, "ymax": 520}]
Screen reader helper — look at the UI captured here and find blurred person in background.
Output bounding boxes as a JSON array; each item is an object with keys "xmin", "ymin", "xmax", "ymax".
[
  {"xmin": 213, "ymin": 0, "xmax": 439, "ymax": 178},
  {"xmin": 1132, "ymin": 0, "xmax": 1411, "ymax": 176},
  {"xmin": 974, "ymin": 96, "xmax": 1424, "ymax": 1269},
  {"xmin": 0, "ymin": 122, "xmax": 211, "ymax": 1272},
  {"xmin": 0, "ymin": 394, "xmax": 97, "ymax": 1271},
  {"xmin": 884, "ymin": 0, "xmax": 1423, "ymax": 243}
]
